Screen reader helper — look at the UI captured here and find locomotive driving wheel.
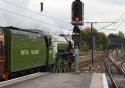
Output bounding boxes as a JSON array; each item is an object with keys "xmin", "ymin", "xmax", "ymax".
[{"xmin": 52, "ymin": 52, "xmax": 71, "ymax": 73}]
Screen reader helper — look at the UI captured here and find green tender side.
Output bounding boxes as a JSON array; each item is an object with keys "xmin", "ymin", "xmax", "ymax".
[
  {"xmin": 57, "ymin": 43, "xmax": 68, "ymax": 50},
  {"xmin": 2, "ymin": 27, "xmax": 47, "ymax": 72}
]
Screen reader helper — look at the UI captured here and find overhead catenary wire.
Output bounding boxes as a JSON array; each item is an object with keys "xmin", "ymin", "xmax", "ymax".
[
  {"xmin": 3, "ymin": 0, "xmax": 122, "ymax": 31},
  {"xmin": 1, "ymin": 0, "xmax": 71, "ymax": 26},
  {"xmin": 116, "ymin": 12, "xmax": 125, "ymax": 22},
  {"xmin": 115, "ymin": 18, "xmax": 125, "ymax": 29},
  {"xmin": 93, "ymin": 11, "xmax": 125, "ymax": 30},
  {"xmin": 4, "ymin": 0, "xmax": 125, "ymax": 32},
  {"xmin": 98, "ymin": 23, "xmax": 116, "ymax": 30},
  {"xmin": 114, "ymin": 11, "xmax": 125, "ymax": 29},
  {"xmin": 0, "ymin": 7, "xmax": 67, "ymax": 30},
  {"xmin": 84, "ymin": 22, "xmax": 117, "ymax": 31}
]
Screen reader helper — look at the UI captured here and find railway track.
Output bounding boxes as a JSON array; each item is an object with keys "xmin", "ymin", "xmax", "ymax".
[
  {"xmin": 103, "ymin": 58, "xmax": 119, "ymax": 88},
  {"xmin": 77, "ymin": 54, "xmax": 106, "ymax": 73},
  {"xmin": 103, "ymin": 55, "xmax": 125, "ymax": 88},
  {"xmin": 78, "ymin": 55, "xmax": 104, "ymax": 67},
  {"xmin": 71, "ymin": 54, "xmax": 105, "ymax": 72},
  {"xmin": 120, "ymin": 61, "xmax": 125, "ymax": 75}
]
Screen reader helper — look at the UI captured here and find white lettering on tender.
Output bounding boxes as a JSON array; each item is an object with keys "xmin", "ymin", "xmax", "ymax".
[
  {"xmin": 20, "ymin": 50, "xmax": 39, "ymax": 55},
  {"xmin": 21, "ymin": 50, "xmax": 39, "ymax": 55},
  {"xmin": 31, "ymin": 50, "xmax": 39, "ymax": 55},
  {"xmin": 21, "ymin": 50, "xmax": 29, "ymax": 55}
]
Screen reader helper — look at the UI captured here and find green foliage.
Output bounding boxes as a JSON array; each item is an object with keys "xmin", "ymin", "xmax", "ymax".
[
  {"xmin": 108, "ymin": 33, "xmax": 118, "ymax": 38},
  {"xmin": 108, "ymin": 31, "xmax": 124, "ymax": 39},
  {"xmin": 80, "ymin": 27, "xmax": 108, "ymax": 52},
  {"xmin": 118, "ymin": 31, "xmax": 124, "ymax": 38},
  {"xmin": 96, "ymin": 32, "xmax": 109, "ymax": 50},
  {"xmin": 108, "ymin": 31, "xmax": 125, "ymax": 50}
]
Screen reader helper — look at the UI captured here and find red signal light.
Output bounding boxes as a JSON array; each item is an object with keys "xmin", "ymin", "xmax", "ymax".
[{"xmin": 75, "ymin": 17, "xmax": 80, "ymax": 22}]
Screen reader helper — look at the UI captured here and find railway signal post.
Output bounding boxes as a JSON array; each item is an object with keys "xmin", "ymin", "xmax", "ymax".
[
  {"xmin": 71, "ymin": 0, "xmax": 84, "ymax": 73},
  {"xmin": 90, "ymin": 22, "xmax": 96, "ymax": 65},
  {"xmin": 72, "ymin": 26, "xmax": 80, "ymax": 73}
]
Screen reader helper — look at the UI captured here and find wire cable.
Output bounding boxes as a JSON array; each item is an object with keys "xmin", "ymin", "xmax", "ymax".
[
  {"xmin": 0, "ymin": 7, "xmax": 66, "ymax": 30},
  {"xmin": 116, "ymin": 12, "xmax": 125, "ymax": 23},
  {"xmin": 1, "ymin": 0, "xmax": 71, "ymax": 26},
  {"xmin": 114, "ymin": 11, "xmax": 125, "ymax": 29},
  {"xmin": 98, "ymin": 23, "xmax": 116, "ymax": 30}
]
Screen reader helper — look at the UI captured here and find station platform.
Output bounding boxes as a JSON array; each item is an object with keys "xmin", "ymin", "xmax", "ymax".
[
  {"xmin": 1, "ymin": 73, "xmax": 109, "ymax": 88},
  {"xmin": 90, "ymin": 73, "xmax": 109, "ymax": 88}
]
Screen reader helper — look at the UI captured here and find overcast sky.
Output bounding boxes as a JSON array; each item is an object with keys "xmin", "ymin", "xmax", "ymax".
[{"xmin": 0, "ymin": 0, "xmax": 125, "ymax": 34}]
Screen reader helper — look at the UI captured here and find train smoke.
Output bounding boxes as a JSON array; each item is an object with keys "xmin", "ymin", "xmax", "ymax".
[{"xmin": 0, "ymin": 0, "xmax": 70, "ymax": 35}]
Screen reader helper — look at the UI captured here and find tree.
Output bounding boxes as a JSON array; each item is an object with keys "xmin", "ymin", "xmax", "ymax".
[
  {"xmin": 80, "ymin": 27, "xmax": 108, "ymax": 51},
  {"xmin": 108, "ymin": 31, "xmax": 125, "ymax": 50},
  {"xmin": 108, "ymin": 31, "xmax": 124, "ymax": 39},
  {"xmin": 118, "ymin": 31, "xmax": 124, "ymax": 38},
  {"xmin": 80, "ymin": 27, "xmax": 97, "ymax": 49},
  {"xmin": 96, "ymin": 32, "xmax": 108, "ymax": 50},
  {"xmin": 108, "ymin": 33, "xmax": 118, "ymax": 38}
]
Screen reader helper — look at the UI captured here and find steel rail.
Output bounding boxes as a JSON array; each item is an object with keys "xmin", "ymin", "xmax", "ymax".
[
  {"xmin": 104, "ymin": 54, "xmax": 125, "ymax": 88},
  {"xmin": 78, "ymin": 56, "xmax": 104, "ymax": 67},
  {"xmin": 103, "ymin": 59, "xmax": 119, "ymax": 88},
  {"xmin": 109, "ymin": 54, "xmax": 125, "ymax": 75},
  {"xmin": 120, "ymin": 61, "xmax": 125, "ymax": 74}
]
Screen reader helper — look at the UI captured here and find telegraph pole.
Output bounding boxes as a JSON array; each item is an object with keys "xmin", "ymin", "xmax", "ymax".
[
  {"xmin": 91, "ymin": 22, "xmax": 94, "ymax": 65},
  {"xmin": 85, "ymin": 22, "xmax": 116, "ymax": 65}
]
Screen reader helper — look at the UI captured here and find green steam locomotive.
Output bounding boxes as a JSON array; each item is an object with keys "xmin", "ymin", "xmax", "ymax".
[{"xmin": 0, "ymin": 26, "xmax": 73, "ymax": 81}]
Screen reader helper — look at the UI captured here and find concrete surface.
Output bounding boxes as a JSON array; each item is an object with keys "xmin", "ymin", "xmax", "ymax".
[
  {"xmin": 2, "ymin": 73, "xmax": 108, "ymax": 88},
  {"xmin": 90, "ymin": 73, "xmax": 109, "ymax": 88},
  {"xmin": 0, "ymin": 72, "xmax": 48, "ymax": 88},
  {"xmin": 4, "ymin": 73, "xmax": 84, "ymax": 88}
]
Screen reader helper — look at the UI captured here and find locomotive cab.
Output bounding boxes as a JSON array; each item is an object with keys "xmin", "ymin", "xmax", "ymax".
[{"xmin": 0, "ymin": 32, "xmax": 5, "ymax": 80}]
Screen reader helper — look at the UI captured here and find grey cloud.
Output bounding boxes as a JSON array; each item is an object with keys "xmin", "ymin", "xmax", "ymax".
[
  {"xmin": 0, "ymin": 0, "xmax": 125, "ymax": 35},
  {"xmin": 99, "ymin": 0, "xmax": 125, "ymax": 6},
  {"xmin": 0, "ymin": 0, "xmax": 69, "ymax": 35}
]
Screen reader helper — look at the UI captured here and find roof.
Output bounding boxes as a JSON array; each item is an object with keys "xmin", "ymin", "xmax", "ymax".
[{"xmin": 1, "ymin": 26, "xmax": 48, "ymax": 36}]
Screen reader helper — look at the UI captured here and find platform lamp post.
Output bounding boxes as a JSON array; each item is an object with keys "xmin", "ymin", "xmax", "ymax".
[{"xmin": 71, "ymin": 0, "xmax": 84, "ymax": 73}]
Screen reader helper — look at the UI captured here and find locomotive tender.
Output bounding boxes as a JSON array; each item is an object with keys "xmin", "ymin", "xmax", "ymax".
[{"xmin": 0, "ymin": 26, "xmax": 73, "ymax": 81}]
